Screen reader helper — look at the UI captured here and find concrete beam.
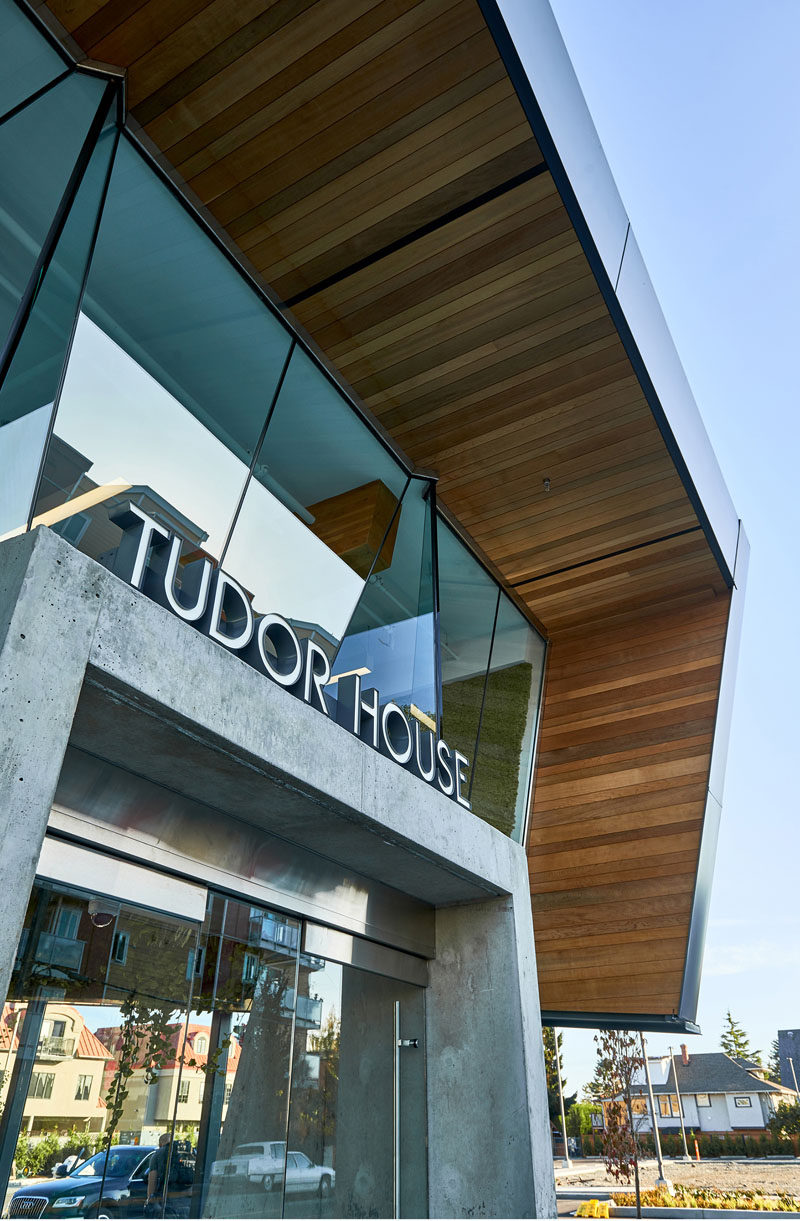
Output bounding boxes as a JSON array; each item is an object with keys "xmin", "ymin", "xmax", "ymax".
[{"xmin": 0, "ymin": 530, "xmax": 102, "ymax": 999}]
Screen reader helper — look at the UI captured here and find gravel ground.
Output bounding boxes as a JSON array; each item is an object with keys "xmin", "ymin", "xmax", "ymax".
[{"xmin": 558, "ymin": 1158, "xmax": 800, "ymax": 1197}]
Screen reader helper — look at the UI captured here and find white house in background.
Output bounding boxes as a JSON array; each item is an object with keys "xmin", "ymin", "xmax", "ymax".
[{"xmin": 631, "ymin": 1046, "xmax": 797, "ymax": 1134}]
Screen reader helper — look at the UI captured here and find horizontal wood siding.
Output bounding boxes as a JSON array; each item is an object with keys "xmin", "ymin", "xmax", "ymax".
[{"xmin": 530, "ymin": 589, "xmax": 730, "ymax": 1014}]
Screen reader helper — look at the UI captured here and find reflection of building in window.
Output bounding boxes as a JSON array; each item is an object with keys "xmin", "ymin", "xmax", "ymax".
[
  {"xmin": 30, "ymin": 434, "xmax": 209, "ymax": 574},
  {"xmin": 1, "ymin": 1004, "xmax": 112, "ymax": 1136},
  {"xmin": 111, "ymin": 930, "xmax": 129, "ymax": 964},
  {"xmin": 242, "ymin": 951, "xmax": 259, "ymax": 984},
  {"xmin": 30, "ymin": 1073, "xmax": 55, "ymax": 1100},
  {"xmin": 92, "ymin": 1021, "xmax": 241, "ymax": 1137},
  {"xmin": 75, "ymin": 1074, "xmax": 92, "ymax": 1101}
]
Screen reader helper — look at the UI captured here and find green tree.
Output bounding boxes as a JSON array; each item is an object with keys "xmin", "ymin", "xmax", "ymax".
[
  {"xmin": 768, "ymin": 1037, "xmax": 782, "ymax": 1083},
  {"xmin": 768, "ymin": 1100, "xmax": 800, "ymax": 1136},
  {"xmin": 566, "ymin": 1100, "xmax": 601, "ymax": 1136},
  {"xmin": 720, "ymin": 1011, "xmax": 761, "ymax": 1063},
  {"xmin": 543, "ymin": 1027, "xmax": 576, "ymax": 1127},
  {"xmin": 582, "ymin": 1073, "xmax": 606, "ymax": 1103}
]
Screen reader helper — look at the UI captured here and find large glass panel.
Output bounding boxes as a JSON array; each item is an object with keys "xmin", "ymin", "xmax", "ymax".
[
  {"xmin": 192, "ymin": 896, "xmax": 300, "ymax": 1221},
  {"xmin": 328, "ymin": 478, "xmax": 438, "ymax": 724},
  {"xmin": 221, "ymin": 346, "xmax": 408, "ymax": 654},
  {"xmin": 0, "ymin": 879, "xmax": 199, "ymax": 1218},
  {"xmin": 0, "ymin": 74, "xmax": 111, "ymax": 539},
  {"xmin": 0, "ymin": 112, "xmax": 116, "ymax": 539},
  {"xmin": 285, "ymin": 955, "xmax": 427, "ymax": 1219},
  {"xmin": 0, "ymin": 72, "xmax": 104, "ymax": 354},
  {"xmin": 470, "ymin": 593, "xmax": 546, "ymax": 841},
  {"xmin": 0, "ymin": 0, "xmax": 66, "ymax": 120},
  {"xmin": 29, "ymin": 135, "xmax": 293, "ymax": 566},
  {"xmin": 438, "ymin": 518, "xmax": 500, "ymax": 769}
]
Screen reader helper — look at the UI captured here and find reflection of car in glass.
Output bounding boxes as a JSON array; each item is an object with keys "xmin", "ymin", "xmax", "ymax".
[
  {"xmin": 282, "ymin": 1152, "xmax": 334, "ymax": 1199},
  {"xmin": 8, "ymin": 1145, "xmax": 156, "ymax": 1218},
  {"xmin": 210, "ymin": 1141, "xmax": 285, "ymax": 1191}
]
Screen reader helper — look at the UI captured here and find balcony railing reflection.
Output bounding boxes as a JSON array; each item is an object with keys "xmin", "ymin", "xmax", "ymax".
[
  {"xmin": 17, "ymin": 929, "xmax": 86, "ymax": 972},
  {"xmin": 282, "ymin": 991, "xmax": 322, "ymax": 1030},
  {"xmin": 37, "ymin": 1035, "xmax": 76, "ymax": 1059}
]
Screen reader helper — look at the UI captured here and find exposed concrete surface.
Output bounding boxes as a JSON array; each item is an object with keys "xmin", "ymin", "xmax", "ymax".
[
  {"xmin": 77, "ymin": 532, "xmax": 527, "ymax": 904},
  {"xmin": 0, "ymin": 531, "xmax": 102, "ymax": 999},
  {"xmin": 426, "ymin": 887, "xmax": 556, "ymax": 1218},
  {"xmin": 0, "ymin": 529, "xmax": 557, "ymax": 1217}
]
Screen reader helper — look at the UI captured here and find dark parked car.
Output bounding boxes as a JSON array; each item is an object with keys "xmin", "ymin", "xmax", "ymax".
[{"xmin": 8, "ymin": 1145, "xmax": 157, "ymax": 1218}]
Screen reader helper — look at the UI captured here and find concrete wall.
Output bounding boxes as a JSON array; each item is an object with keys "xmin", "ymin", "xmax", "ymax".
[
  {"xmin": 0, "ymin": 528, "xmax": 556, "ymax": 1218},
  {"xmin": 427, "ymin": 894, "xmax": 555, "ymax": 1219}
]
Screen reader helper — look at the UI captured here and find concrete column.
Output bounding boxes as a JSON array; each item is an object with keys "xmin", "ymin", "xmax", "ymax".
[
  {"xmin": 0, "ymin": 529, "xmax": 100, "ymax": 1001},
  {"xmin": 426, "ymin": 885, "xmax": 556, "ymax": 1218}
]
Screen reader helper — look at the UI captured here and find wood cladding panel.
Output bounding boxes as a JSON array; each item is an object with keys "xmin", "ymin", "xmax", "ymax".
[{"xmin": 530, "ymin": 590, "xmax": 730, "ymax": 1015}]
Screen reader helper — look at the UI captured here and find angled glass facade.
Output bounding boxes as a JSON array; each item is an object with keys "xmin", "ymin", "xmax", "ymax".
[{"xmin": 0, "ymin": 51, "xmax": 546, "ymax": 847}]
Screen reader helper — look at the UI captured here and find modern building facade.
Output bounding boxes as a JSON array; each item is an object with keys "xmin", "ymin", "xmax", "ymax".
[{"xmin": 0, "ymin": 0, "xmax": 746, "ymax": 1217}]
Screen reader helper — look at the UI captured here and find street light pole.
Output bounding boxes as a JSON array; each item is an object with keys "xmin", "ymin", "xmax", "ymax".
[
  {"xmin": 789, "ymin": 1056, "xmax": 800, "ymax": 1098},
  {"xmin": 640, "ymin": 1033, "xmax": 671, "ymax": 1191},
  {"xmin": 668, "ymin": 1045, "xmax": 690, "ymax": 1160},
  {"xmin": 555, "ymin": 1029, "xmax": 572, "ymax": 1169}
]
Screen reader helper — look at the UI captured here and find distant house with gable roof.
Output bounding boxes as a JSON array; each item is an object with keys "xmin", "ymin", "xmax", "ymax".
[{"xmin": 603, "ymin": 1045, "xmax": 798, "ymax": 1136}]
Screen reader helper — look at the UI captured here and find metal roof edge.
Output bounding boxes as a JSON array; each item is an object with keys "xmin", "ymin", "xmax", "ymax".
[{"xmin": 479, "ymin": 0, "xmax": 741, "ymax": 585}]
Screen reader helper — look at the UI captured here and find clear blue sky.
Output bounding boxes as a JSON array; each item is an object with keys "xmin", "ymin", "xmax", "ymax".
[{"xmin": 529, "ymin": 0, "xmax": 800, "ymax": 1094}]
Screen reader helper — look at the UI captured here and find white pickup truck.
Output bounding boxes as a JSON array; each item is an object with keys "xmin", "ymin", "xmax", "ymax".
[{"xmin": 210, "ymin": 1140, "xmax": 286, "ymax": 1191}]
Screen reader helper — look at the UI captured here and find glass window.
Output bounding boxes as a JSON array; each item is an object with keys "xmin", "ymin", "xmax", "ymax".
[
  {"xmin": 329, "ymin": 478, "xmax": 437, "ymax": 723},
  {"xmin": 112, "ymin": 931, "xmax": 129, "ymax": 964},
  {"xmin": 438, "ymin": 518, "xmax": 499, "ymax": 767},
  {"xmin": 734, "ymin": 1096, "xmax": 752, "ymax": 1107},
  {"xmin": 696, "ymin": 1093, "xmax": 711, "ymax": 1107},
  {"xmin": 29, "ymin": 1072, "xmax": 54, "ymax": 1099},
  {"xmin": 0, "ymin": 74, "xmax": 114, "ymax": 539},
  {"xmin": 222, "ymin": 345, "xmax": 408, "ymax": 653},
  {"xmin": 177, "ymin": 1080, "xmax": 190, "ymax": 1104},
  {"xmin": 469, "ymin": 593, "xmax": 546, "ymax": 840},
  {"xmin": 30, "ymin": 135, "xmax": 293, "ymax": 567},
  {"xmin": 0, "ymin": 72, "xmax": 105, "ymax": 353},
  {"xmin": 195, "ymin": 894, "xmax": 300, "ymax": 1220},
  {"xmin": 75, "ymin": 1074, "xmax": 92, "ymax": 1101},
  {"xmin": 0, "ymin": 0, "xmax": 67, "ymax": 120}
]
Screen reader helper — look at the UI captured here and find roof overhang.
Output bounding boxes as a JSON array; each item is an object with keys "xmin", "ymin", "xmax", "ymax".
[{"xmin": 27, "ymin": 0, "xmax": 745, "ymax": 1030}]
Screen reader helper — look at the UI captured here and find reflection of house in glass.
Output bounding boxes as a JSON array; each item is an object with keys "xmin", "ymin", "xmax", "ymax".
[
  {"xmin": 93, "ymin": 1022, "xmax": 241, "ymax": 1139},
  {"xmin": 32, "ymin": 434, "xmax": 208, "ymax": 563},
  {"xmin": 0, "ymin": 1004, "xmax": 111, "ymax": 1135}
]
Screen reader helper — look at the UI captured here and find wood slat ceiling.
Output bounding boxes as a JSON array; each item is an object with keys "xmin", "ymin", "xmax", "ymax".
[
  {"xmin": 532, "ymin": 588, "xmax": 729, "ymax": 1015},
  {"xmin": 38, "ymin": 0, "xmax": 733, "ymax": 1020}
]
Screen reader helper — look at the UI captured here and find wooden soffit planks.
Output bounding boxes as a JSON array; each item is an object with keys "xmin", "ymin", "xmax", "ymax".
[
  {"xmin": 36, "ymin": 0, "xmax": 734, "ymax": 1021},
  {"xmin": 531, "ymin": 585, "xmax": 730, "ymax": 1016}
]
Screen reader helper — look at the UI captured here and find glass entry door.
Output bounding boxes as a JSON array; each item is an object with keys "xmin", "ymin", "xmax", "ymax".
[
  {"xmin": 0, "ymin": 881, "xmax": 427, "ymax": 1219},
  {"xmin": 194, "ymin": 898, "xmax": 427, "ymax": 1220}
]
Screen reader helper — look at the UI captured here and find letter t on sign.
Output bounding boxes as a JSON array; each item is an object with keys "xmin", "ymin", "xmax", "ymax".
[{"xmin": 109, "ymin": 503, "xmax": 170, "ymax": 589}]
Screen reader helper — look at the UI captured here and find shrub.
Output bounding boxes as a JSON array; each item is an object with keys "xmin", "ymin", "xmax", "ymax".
[{"xmin": 613, "ymin": 1184, "xmax": 800, "ymax": 1211}]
